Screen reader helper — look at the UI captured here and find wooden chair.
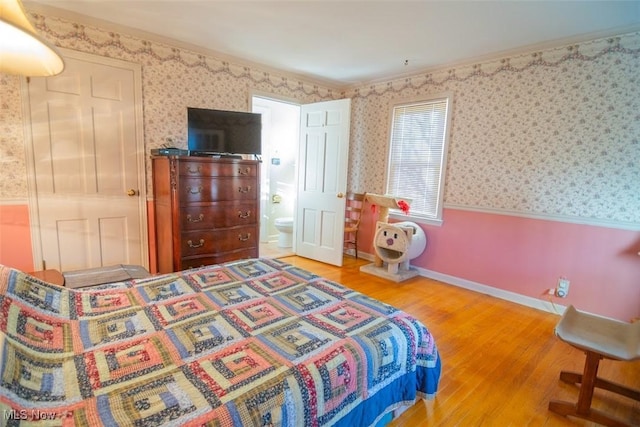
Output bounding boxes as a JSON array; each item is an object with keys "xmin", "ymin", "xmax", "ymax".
[
  {"xmin": 548, "ymin": 305, "xmax": 640, "ymax": 427},
  {"xmin": 344, "ymin": 192, "xmax": 365, "ymax": 259}
]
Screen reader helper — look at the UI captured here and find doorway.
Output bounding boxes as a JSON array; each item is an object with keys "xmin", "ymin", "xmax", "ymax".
[
  {"xmin": 24, "ymin": 49, "xmax": 148, "ymax": 272},
  {"xmin": 251, "ymin": 95, "xmax": 300, "ymax": 258}
]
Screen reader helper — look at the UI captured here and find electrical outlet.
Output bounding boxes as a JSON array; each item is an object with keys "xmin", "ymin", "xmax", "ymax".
[{"xmin": 556, "ymin": 278, "xmax": 570, "ymax": 298}]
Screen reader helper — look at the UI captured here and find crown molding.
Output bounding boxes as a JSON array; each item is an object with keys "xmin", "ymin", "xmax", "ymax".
[
  {"xmin": 24, "ymin": 2, "xmax": 344, "ymax": 92},
  {"xmin": 23, "ymin": 2, "xmax": 640, "ymax": 92},
  {"xmin": 348, "ymin": 23, "xmax": 640, "ymax": 90}
]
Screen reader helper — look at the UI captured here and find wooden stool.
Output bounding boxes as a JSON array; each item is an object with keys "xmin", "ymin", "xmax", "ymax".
[{"xmin": 548, "ymin": 305, "xmax": 640, "ymax": 427}]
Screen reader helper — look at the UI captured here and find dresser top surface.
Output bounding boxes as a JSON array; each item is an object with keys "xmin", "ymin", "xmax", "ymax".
[{"xmin": 152, "ymin": 155, "xmax": 260, "ymax": 164}]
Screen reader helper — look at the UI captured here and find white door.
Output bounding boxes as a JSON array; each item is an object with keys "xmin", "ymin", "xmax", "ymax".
[
  {"xmin": 25, "ymin": 50, "xmax": 147, "ymax": 271},
  {"xmin": 252, "ymin": 102, "xmax": 272, "ymax": 243},
  {"xmin": 295, "ymin": 99, "xmax": 351, "ymax": 266}
]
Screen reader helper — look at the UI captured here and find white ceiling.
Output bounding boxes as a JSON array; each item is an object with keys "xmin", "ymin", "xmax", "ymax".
[{"xmin": 27, "ymin": 0, "xmax": 640, "ymax": 87}]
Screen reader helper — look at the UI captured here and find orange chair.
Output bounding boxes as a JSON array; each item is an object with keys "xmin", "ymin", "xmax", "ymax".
[{"xmin": 344, "ymin": 192, "xmax": 365, "ymax": 259}]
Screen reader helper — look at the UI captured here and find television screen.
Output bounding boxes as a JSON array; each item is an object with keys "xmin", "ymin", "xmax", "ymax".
[{"xmin": 187, "ymin": 107, "xmax": 262, "ymax": 155}]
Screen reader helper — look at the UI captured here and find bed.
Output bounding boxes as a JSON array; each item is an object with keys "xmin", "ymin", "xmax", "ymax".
[{"xmin": 0, "ymin": 258, "xmax": 441, "ymax": 426}]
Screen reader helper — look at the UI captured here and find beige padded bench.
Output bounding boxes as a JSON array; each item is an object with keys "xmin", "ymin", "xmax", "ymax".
[
  {"xmin": 548, "ymin": 305, "xmax": 640, "ymax": 427},
  {"xmin": 63, "ymin": 264, "xmax": 150, "ymax": 289}
]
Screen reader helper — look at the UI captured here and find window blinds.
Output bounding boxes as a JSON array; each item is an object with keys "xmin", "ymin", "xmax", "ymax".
[{"xmin": 386, "ymin": 98, "xmax": 449, "ymax": 218}]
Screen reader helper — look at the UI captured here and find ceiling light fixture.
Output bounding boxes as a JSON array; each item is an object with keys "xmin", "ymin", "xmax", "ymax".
[{"xmin": 0, "ymin": 0, "xmax": 64, "ymax": 76}]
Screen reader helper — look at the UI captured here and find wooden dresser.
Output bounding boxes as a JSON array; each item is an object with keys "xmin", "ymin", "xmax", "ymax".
[{"xmin": 152, "ymin": 156, "xmax": 260, "ymax": 273}]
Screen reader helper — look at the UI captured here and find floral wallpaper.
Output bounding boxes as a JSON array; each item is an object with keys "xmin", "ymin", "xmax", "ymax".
[
  {"xmin": 0, "ymin": 13, "xmax": 337, "ymax": 199},
  {"xmin": 1, "ymin": 11, "xmax": 638, "ymax": 227},
  {"xmin": 346, "ymin": 33, "xmax": 640, "ymax": 225},
  {"xmin": 0, "ymin": 73, "xmax": 27, "ymax": 199}
]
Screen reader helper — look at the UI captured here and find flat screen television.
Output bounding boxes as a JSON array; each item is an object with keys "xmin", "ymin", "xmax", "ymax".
[{"xmin": 187, "ymin": 107, "xmax": 262, "ymax": 156}]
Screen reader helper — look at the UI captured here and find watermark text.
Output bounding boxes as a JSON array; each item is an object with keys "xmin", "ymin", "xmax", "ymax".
[{"xmin": 3, "ymin": 409, "xmax": 58, "ymax": 421}]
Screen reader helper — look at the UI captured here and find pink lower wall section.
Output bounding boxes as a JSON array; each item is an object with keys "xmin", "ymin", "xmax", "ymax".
[
  {"xmin": 0, "ymin": 204, "xmax": 35, "ymax": 272},
  {"xmin": 359, "ymin": 206, "xmax": 640, "ymax": 321},
  {"xmin": 147, "ymin": 201, "xmax": 157, "ymax": 274},
  {"xmin": 2, "ymin": 202, "xmax": 638, "ymax": 320},
  {"xmin": 0, "ymin": 202, "xmax": 159, "ymax": 274}
]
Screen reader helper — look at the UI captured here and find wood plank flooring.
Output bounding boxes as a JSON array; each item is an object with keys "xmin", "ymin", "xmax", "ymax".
[{"xmin": 279, "ymin": 255, "xmax": 640, "ymax": 426}]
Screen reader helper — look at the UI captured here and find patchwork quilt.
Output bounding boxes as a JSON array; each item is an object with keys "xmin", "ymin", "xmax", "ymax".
[{"xmin": 0, "ymin": 258, "xmax": 440, "ymax": 426}]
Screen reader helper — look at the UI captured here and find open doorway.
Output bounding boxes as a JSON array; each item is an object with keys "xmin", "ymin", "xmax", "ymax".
[{"xmin": 251, "ymin": 95, "xmax": 301, "ymax": 259}]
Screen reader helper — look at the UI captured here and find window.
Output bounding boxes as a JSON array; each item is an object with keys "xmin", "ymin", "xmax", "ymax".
[{"xmin": 386, "ymin": 95, "xmax": 452, "ymax": 224}]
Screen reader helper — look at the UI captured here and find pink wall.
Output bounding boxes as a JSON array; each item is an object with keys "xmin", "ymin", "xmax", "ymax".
[
  {"xmin": 0, "ymin": 204, "xmax": 35, "ymax": 272},
  {"xmin": 3, "ymin": 201, "xmax": 638, "ymax": 320},
  {"xmin": 147, "ymin": 201, "xmax": 157, "ymax": 274},
  {"xmin": 0, "ymin": 202, "xmax": 158, "ymax": 274},
  {"xmin": 359, "ymin": 205, "xmax": 640, "ymax": 321}
]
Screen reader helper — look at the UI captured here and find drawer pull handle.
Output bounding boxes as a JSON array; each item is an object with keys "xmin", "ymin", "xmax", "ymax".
[
  {"xmin": 238, "ymin": 186, "xmax": 251, "ymax": 193},
  {"xmin": 238, "ymin": 211, "xmax": 251, "ymax": 219},
  {"xmin": 238, "ymin": 233, "xmax": 251, "ymax": 242},
  {"xmin": 186, "ymin": 165, "xmax": 202, "ymax": 174},
  {"xmin": 188, "ymin": 239, "xmax": 205, "ymax": 248},
  {"xmin": 238, "ymin": 167, "xmax": 251, "ymax": 176},
  {"xmin": 187, "ymin": 214, "xmax": 204, "ymax": 223},
  {"xmin": 187, "ymin": 186, "xmax": 203, "ymax": 194}
]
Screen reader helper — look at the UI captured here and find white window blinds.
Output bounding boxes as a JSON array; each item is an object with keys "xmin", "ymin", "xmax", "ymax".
[{"xmin": 386, "ymin": 97, "xmax": 450, "ymax": 220}]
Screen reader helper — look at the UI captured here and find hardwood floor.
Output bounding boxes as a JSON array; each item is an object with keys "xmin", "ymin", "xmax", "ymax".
[
  {"xmin": 260, "ymin": 241, "xmax": 295, "ymax": 259},
  {"xmin": 279, "ymin": 255, "xmax": 640, "ymax": 426}
]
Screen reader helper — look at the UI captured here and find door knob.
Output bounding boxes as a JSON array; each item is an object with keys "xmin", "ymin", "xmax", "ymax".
[
  {"xmin": 127, "ymin": 189, "xmax": 137, "ymax": 196},
  {"xmin": 337, "ymin": 192, "xmax": 344, "ymax": 198}
]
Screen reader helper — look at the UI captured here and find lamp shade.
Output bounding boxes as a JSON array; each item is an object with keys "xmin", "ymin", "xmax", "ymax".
[{"xmin": 0, "ymin": 0, "xmax": 64, "ymax": 76}]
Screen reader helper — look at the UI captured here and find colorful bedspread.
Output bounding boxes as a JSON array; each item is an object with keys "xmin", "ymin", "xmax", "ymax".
[{"xmin": 0, "ymin": 258, "xmax": 440, "ymax": 426}]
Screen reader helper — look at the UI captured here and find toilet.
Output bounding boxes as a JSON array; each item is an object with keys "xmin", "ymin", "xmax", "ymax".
[{"xmin": 274, "ymin": 217, "xmax": 294, "ymax": 248}]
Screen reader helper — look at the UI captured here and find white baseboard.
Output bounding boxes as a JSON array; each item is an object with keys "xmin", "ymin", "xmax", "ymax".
[
  {"xmin": 415, "ymin": 266, "xmax": 566, "ymax": 316},
  {"xmin": 356, "ymin": 251, "xmax": 566, "ymax": 316}
]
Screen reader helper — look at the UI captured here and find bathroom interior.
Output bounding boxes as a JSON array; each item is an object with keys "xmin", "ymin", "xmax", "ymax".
[{"xmin": 252, "ymin": 95, "xmax": 300, "ymax": 259}]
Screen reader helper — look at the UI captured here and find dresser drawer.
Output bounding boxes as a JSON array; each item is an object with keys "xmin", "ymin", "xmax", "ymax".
[
  {"xmin": 180, "ymin": 202, "xmax": 257, "ymax": 231},
  {"xmin": 180, "ymin": 177, "xmax": 257, "ymax": 203},
  {"xmin": 153, "ymin": 156, "xmax": 260, "ymax": 274},
  {"xmin": 180, "ymin": 248, "xmax": 258, "ymax": 270},
  {"xmin": 179, "ymin": 161, "xmax": 257, "ymax": 178},
  {"xmin": 181, "ymin": 226, "xmax": 257, "ymax": 256}
]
